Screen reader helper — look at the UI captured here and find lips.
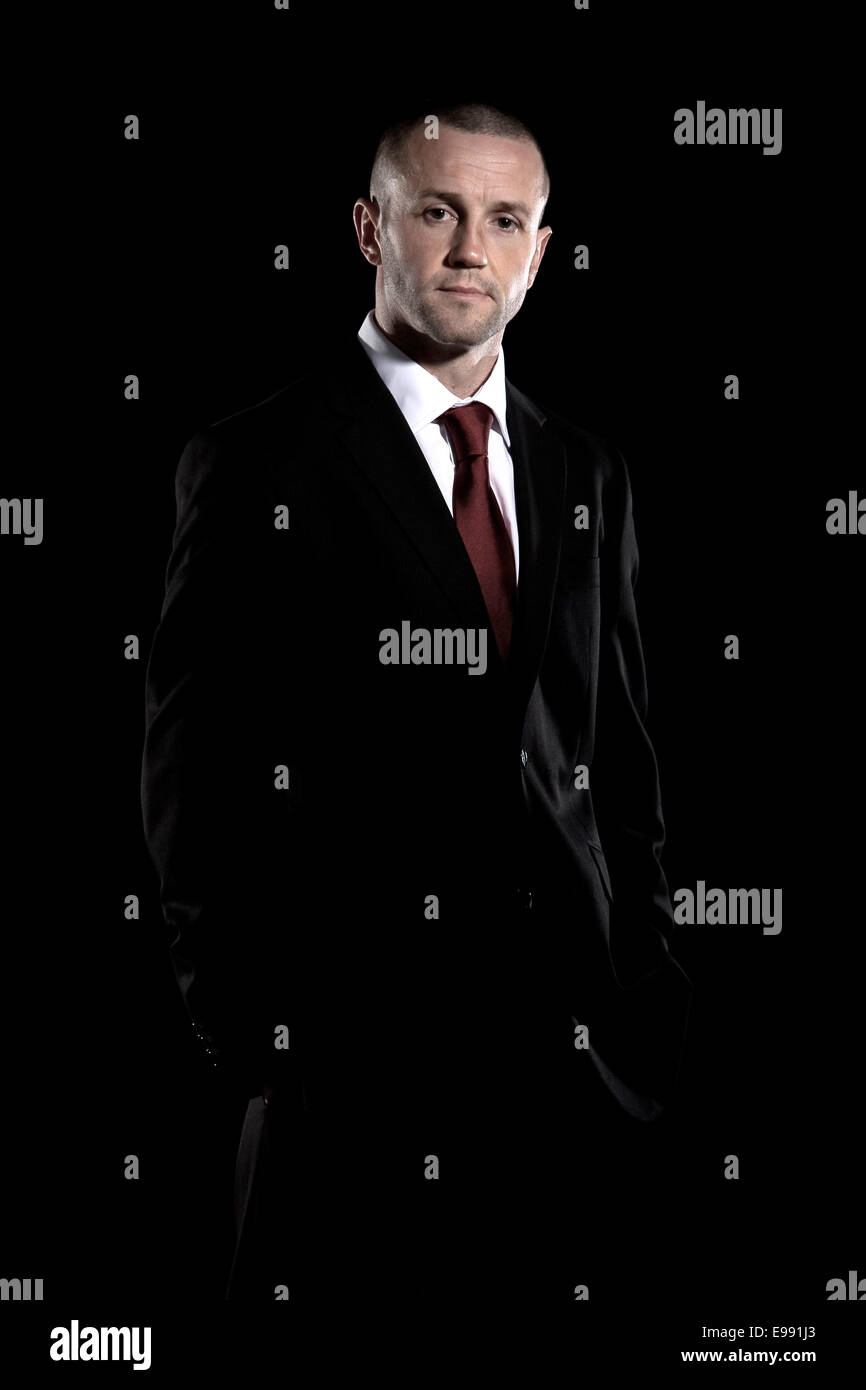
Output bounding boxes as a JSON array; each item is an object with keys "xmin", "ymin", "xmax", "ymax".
[{"xmin": 439, "ymin": 286, "xmax": 488, "ymax": 297}]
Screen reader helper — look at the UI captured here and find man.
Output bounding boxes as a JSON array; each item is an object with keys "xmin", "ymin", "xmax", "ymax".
[{"xmin": 141, "ymin": 103, "xmax": 692, "ymax": 1310}]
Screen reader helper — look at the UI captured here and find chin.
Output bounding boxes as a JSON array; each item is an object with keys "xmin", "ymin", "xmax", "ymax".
[
  {"xmin": 436, "ymin": 330, "xmax": 494, "ymax": 350},
  {"xmin": 425, "ymin": 311, "xmax": 499, "ymax": 349}
]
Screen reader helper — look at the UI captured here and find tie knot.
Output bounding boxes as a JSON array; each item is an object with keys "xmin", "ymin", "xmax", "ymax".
[{"xmin": 437, "ymin": 402, "xmax": 495, "ymax": 463}]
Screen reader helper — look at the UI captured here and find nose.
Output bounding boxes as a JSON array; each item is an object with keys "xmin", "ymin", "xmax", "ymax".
[{"xmin": 446, "ymin": 219, "xmax": 487, "ymax": 268}]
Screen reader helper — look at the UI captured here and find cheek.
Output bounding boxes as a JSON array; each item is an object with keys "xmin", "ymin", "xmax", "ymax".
[
  {"xmin": 496, "ymin": 243, "xmax": 531, "ymax": 278},
  {"xmin": 502, "ymin": 256, "xmax": 533, "ymax": 296},
  {"xmin": 393, "ymin": 230, "xmax": 438, "ymax": 279}
]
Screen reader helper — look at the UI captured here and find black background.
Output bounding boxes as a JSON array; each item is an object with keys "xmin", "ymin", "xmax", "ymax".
[{"xmin": 2, "ymin": 1, "xmax": 861, "ymax": 1373}]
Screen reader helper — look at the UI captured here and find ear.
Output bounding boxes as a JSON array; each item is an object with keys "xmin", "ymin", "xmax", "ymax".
[
  {"xmin": 353, "ymin": 197, "xmax": 382, "ymax": 267},
  {"xmin": 527, "ymin": 225, "xmax": 553, "ymax": 290}
]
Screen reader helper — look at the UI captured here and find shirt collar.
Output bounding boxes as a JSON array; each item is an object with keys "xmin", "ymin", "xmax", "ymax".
[{"xmin": 357, "ymin": 310, "xmax": 511, "ymax": 447}]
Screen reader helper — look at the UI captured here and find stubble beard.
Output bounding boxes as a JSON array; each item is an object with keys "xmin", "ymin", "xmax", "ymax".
[{"xmin": 381, "ymin": 242, "xmax": 518, "ymax": 350}]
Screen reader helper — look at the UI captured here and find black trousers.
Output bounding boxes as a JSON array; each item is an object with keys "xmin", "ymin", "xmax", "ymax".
[{"xmin": 226, "ymin": 1043, "xmax": 686, "ymax": 1312}]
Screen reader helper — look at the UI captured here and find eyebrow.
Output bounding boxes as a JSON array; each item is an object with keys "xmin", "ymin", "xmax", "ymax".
[{"xmin": 414, "ymin": 189, "xmax": 533, "ymax": 221}]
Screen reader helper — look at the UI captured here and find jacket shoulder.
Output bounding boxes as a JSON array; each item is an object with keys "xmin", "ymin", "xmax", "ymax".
[
  {"xmin": 177, "ymin": 338, "xmax": 377, "ymax": 469},
  {"xmin": 171, "ymin": 364, "xmax": 331, "ymax": 509},
  {"xmin": 507, "ymin": 379, "xmax": 626, "ymax": 489},
  {"xmin": 201, "ymin": 367, "xmax": 319, "ymax": 448}
]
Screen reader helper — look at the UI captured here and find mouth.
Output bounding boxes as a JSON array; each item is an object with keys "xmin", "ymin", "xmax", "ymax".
[{"xmin": 438, "ymin": 286, "xmax": 489, "ymax": 298}]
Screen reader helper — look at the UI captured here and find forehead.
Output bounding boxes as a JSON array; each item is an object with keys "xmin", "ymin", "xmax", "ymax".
[{"xmin": 397, "ymin": 124, "xmax": 545, "ymax": 206}]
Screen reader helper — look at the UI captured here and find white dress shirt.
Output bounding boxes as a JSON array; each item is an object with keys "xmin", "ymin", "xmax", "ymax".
[{"xmin": 357, "ymin": 311, "xmax": 520, "ymax": 582}]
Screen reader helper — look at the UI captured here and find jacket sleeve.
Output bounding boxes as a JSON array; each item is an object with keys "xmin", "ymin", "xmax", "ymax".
[
  {"xmin": 141, "ymin": 427, "xmax": 302, "ymax": 1101},
  {"xmin": 589, "ymin": 445, "xmax": 692, "ymax": 1100},
  {"xmin": 588, "ymin": 447, "xmax": 674, "ymax": 969}
]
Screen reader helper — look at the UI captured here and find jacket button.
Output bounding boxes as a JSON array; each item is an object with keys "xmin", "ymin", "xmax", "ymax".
[
  {"xmin": 516, "ymin": 887, "xmax": 533, "ymax": 911},
  {"xmin": 520, "ymin": 748, "xmax": 528, "ymax": 767}
]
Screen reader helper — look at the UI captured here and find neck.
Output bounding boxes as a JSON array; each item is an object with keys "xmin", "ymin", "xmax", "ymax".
[{"xmin": 374, "ymin": 314, "xmax": 500, "ymax": 398}]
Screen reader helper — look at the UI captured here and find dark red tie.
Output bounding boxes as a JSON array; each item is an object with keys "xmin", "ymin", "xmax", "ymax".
[{"xmin": 437, "ymin": 402, "xmax": 517, "ymax": 664}]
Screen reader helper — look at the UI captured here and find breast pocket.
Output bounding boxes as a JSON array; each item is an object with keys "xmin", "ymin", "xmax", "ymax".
[
  {"xmin": 553, "ymin": 551, "xmax": 601, "ymax": 646},
  {"xmin": 558, "ymin": 549, "xmax": 601, "ymax": 595}
]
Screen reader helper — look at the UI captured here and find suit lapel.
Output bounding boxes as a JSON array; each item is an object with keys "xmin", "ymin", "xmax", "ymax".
[
  {"xmin": 505, "ymin": 380, "xmax": 567, "ymax": 718},
  {"xmin": 326, "ymin": 338, "xmax": 567, "ymax": 701},
  {"xmin": 329, "ymin": 339, "xmax": 495, "ymax": 645}
]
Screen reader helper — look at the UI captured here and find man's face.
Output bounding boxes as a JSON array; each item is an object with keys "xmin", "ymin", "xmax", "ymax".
[{"xmin": 364, "ymin": 125, "xmax": 552, "ymax": 351}]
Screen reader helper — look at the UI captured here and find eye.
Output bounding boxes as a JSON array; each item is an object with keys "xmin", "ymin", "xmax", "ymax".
[
  {"xmin": 496, "ymin": 216, "xmax": 519, "ymax": 231},
  {"xmin": 424, "ymin": 207, "xmax": 454, "ymax": 221}
]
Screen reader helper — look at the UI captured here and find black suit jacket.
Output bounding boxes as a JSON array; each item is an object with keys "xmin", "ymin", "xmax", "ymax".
[{"xmin": 141, "ymin": 334, "xmax": 691, "ymax": 1136}]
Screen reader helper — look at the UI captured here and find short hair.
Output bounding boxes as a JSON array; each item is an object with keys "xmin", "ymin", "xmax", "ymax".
[{"xmin": 370, "ymin": 103, "xmax": 550, "ymax": 220}]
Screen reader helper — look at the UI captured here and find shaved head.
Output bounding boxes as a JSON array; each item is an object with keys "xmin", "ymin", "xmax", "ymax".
[{"xmin": 370, "ymin": 104, "xmax": 550, "ymax": 224}]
